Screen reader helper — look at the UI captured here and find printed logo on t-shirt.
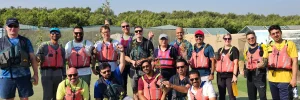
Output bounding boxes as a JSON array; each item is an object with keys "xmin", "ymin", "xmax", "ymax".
[{"xmin": 74, "ymin": 47, "xmax": 82, "ymax": 52}]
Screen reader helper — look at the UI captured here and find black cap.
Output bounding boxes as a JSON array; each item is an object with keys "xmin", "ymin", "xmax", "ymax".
[{"xmin": 6, "ymin": 18, "xmax": 19, "ymax": 26}]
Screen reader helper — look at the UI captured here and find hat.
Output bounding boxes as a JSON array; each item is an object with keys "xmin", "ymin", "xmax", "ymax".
[
  {"xmin": 159, "ymin": 33, "xmax": 168, "ymax": 40},
  {"xmin": 195, "ymin": 30, "xmax": 204, "ymax": 36},
  {"xmin": 6, "ymin": 18, "xmax": 19, "ymax": 26},
  {"xmin": 50, "ymin": 28, "xmax": 61, "ymax": 34}
]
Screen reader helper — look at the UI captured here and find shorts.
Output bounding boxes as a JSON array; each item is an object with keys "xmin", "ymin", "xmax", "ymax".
[{"xmin": 0, "ymin": 75, "xmax": 34, "ymax": 99}]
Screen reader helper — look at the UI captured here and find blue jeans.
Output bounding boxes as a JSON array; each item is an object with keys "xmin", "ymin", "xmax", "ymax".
[
  {"xmin": 0, "ymin": 75, "xmax": 34, "ymax": 99},
  {"xmin": 269, "ymin": 81, "xmax": 290, "ymax": 100}
]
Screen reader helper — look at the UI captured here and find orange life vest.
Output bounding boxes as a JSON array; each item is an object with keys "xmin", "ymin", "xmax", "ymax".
[
  {"xmin": 190, "ymin": 44, "xmax": 209, "ymax": 68},
  {"xmin": 96, "ymin": 40, "xmax": 118, "ymax": 62},
  {"xmin": 188, "ymin": 87, "xmax": 209, "ymax": 100},
  {"xmin": 68, "ymin": 40, "xmax": 91, "ymax": 68},
  {"xmin": 64, "ymin": 80, "xmax": 83, "ymax": 100},
  {"xmin": 268, "ymin": 40, "xmax": 292, "ymax": 70},
  {"xmin": 155, "ymin": 47, "xmax": 175, "ymax": 69},
  {"xmin": 246, "ymin": 45, "xmax": 262, "ymax": 70},
  {"xmin": 142, "ymin": 74, "xmax": 162, "ymax": 100},
  {"xmin": 41, "ymin": 43, "xmax": 64, "ymax": 68},
  {"xmin": 120, "ymin": 34, "xmax": 132, "ymax": 50},
  {"xmin": 216, "ymin": 47, "xmax": 234, "ymax": 72}
]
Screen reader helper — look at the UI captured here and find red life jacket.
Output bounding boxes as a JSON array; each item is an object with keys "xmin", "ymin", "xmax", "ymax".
[
  {"xmin": 64, "ymin": 80, "xmax": 83, "ymax": 100},
  {"xmin": 142, "ymin": 74, "xmax": 162, "ymax": 100},
  {"xmin": 68, "ymin": 40, "xmax": 91, "ymax": 68},
  {"xmin": 41, "ymin": 42, "xmax": 64, "ymax": 68},
  {"xmin": 96, "ymin": 40, "xmax": 118, "ymax": 62},
  {"xmin": 155, "ymin": 46, "xmax": 175, "ymax": 69},
  {"xmin": 188, "ymin": 87, "xmax": 209, "ymax": 100},
  {"xmin": 268, "ymin": 40, "xmax": 292, "ymax": 70},
  {"xmin": 190, "ymin": 44, "xmax": 209, "ymax": 68},
  {"xmin": 246, "ymin": 45, "xmax": 262, "ymax": 70},
  {"xmin": 120, "ymin": 34, "xmax": 132, "ymax": 50},
  {"xmin": 216, "ymin": 47, "xmax": 234, "ymax": 72}
]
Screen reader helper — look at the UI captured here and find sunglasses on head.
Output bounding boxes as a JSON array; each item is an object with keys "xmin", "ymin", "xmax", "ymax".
[
  {"xmin": 195, "ymin": 35, "xmax": 203, "ymax": 38},
  {"xmin": 68, "ymin": 73, "xmax": 78, "ymax": 77},
  {"xmin": 176, "ymin": 66, "xmax": 185, "ymax": 69},
  {"xmin": 135, "ymin": 30, "xmax": 143, "ymax": 33},
  {"xmin": 8, "ymin": 25, "xmax": 19, "ymax": 28},
  {"xmin": 223, "ymin": 38, "xmax": 232, "ymax": 40},
  {"xmin": 122, "ymin": 25, "xmax": 129, "ymax": 28},
  {"xmin": 101, "ymin": 70, "xmax": 111, "ymax": 74},
  {"xmin": 247, "ymin": 37, "xmax": 255, "ymax": 40},
  {"xmin": 190, "ymin": 78, "xmax": 199, "ymax": 82},
  {"xmin": 74, "ymin": 32, "xmax": 83, "ymax": 35}
]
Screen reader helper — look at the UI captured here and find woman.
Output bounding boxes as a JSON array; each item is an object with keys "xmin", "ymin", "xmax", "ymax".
[{"xmin": 215, "ymin": 33, "xmax": 239, "ymax": 100}]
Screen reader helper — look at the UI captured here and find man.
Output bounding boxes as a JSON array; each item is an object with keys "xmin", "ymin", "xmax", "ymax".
[
  {"xmin": 93, "ymin": 25, "xmax": 120, "ymax": 72},
  {"xmin": 0, "ymin": 18, "xmax": 39, "ymax": 100},
  {"xmin": 56, "ymin": 67, "xmax": 89, "ymax": 100},
  {"xmin": 187, "ymin": 70, "xmax": 216, "ymax": 100},
  {"xmin": 94, "ymin": 44, "xmax": 130, "ymax": 100},
  {"xmin": 125, "ymin": 26, "xmax": 154, "ymax": 100},
  {"xmin": 154, "ymin": 33, "xmax": 178, "ymax": 80},
  {"xmin": 36, "ymin": 27, "xmax": 66, "ymax": 100},
  {"xmin": 138, "ymin": 60, "xmax": 168, "ymax": 100},
  {"xmin": 162, "ymin": 58, "xmax": 191, "ymax": 100},
  {"xmin": 242, "ymin": 31, "xmax": 267, "ymax": 100},
  {"xmin": 189, "ymin": 30, "xmax": 215, "ymax": 82},
  {"xmin": 65, "ymin": 26, "xmax": 94, "ymax": 87},
  {"xmin": 267, "ymin": 25, "xmax": 298, "ymax": 100},
  {"xmin": 170, "ymin": 27, "xmax": 193, "ymax": 60}
]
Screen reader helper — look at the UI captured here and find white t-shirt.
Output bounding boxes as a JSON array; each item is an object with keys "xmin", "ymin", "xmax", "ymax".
[
  {"xmin": 65, "ymin": 40, "xmax": 94, "ymax": 75},
  {"xmin": 94, "ymin": 39, "xmax": 120, "ymax": 71},
  {"xmin": 187, "ymin": 81, "xmax": 216, "ymax": 100}
]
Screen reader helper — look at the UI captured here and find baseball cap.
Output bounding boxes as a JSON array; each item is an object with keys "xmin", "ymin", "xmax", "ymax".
[
  {"xmin": 6, "ymin": 18, "xmax": 19, "ymax": 26},
  {"xmin": 159, "ymin": 34, "xmax": 168, "ymax": 40},
  {"xmin": 195, "ymin": 30, "xmax": 204, "ymax": 36},
  {"xmin": 50, "ymin": 28, "xmax": 61, "ymax": 34}
]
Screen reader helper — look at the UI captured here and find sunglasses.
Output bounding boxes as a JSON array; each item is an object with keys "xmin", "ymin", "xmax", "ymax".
[
  {"xmin": 122, "ymin": 25, "xmax": 130, "ymax": 28},
  {"xmin": 247, "ymin": 37, "xmax": 255, "ymax": 40},
  {"xmin": 142, "ymin": 65, "xmax": 150, "ymax": 69},
  {"xmin": 50, "ymin": 32, "xmax": 60, "ymax": 35},
  {"xmin": 8, "ymin": 25, "xmax": 19, "ymax": 28},
  {"xmin": 223, "ymin": 38, "xmax": 232, "ymax": 40},
  {"xmin": 74, "ymin": 32, "xmax": 83, "ymax": 35},
  {"xmin": 195, "ymin": 35, "xmax": 203, "ymax": 38},
  {"xmin": 101, "ymin": 70, "xmax": 111, "ymax": 74},
  {"xmin": 190, "ymin": 78, "xmax": 199, "ymax": 82},
  {"xmin": 135, "ymin": 30, "xmax": 143, "ymax": 33},
  {"xmin": 68, "ymin": 73, "xmax": 78, "ymax": 77},
  {"xmin": 176, "ymin": 66, "xmax": 185, "ymax": 69}
]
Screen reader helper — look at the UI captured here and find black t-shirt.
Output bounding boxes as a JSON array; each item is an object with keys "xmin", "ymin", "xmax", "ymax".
[{"xmin": 217, "ymin": 46, "xmax": 239, "ymax": 61}]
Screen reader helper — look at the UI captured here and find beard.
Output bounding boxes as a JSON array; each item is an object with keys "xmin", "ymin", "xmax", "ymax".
[{"xmin": 74, "ymin": 36, "xmax": 83, "ymax": 42}]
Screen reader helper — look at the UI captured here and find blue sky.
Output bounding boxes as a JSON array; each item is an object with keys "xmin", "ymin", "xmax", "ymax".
[{"xmin": 1, "ymin": 0, "xmax": 300, "ymax": 16}]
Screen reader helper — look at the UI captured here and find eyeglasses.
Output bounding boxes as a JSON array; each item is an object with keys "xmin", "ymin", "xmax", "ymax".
[
  {"xmin": 135, "ymin": 30, "xmax": 143, "ymax": 33},
  {"xmin": 101, "ymin": 70, "xmax": 111, "ymax": 74},
  {"xmin": 68, "ymin": 73, "xmax": 78, "ymax": 77},
  {"xmin": 74, "ymin": 32, "xmax": 83, "ymax": 35},
  {"xmin": 195, "ymin": 35, "xmax": 203, "ymax": 38},
  {"xmin": 122, "ymin": 25, "xmax": 130, "ymax": 28},
  {"xmin": 142, "ymin": 65, "xmax": 150, "ymax": 69},
  {"xmin": 8, "ymin": 25, "xmax": 19, "ymax": 28},
  {"xmin": 247, "ymin": 37, "xmax": 255, "ymax": 41},
  {"xmin": 176, "ymin": 66, "xmax": 185, "ymax": 69},
  {"xmin": 50, "ymin": 32, "xmax": 60, "ymax": 35},
  {"xmin": 223, "ymin": 38, "xmax": 232, "ymax": 41},
  {"xmin": 190, "ymin": 78, "xmax": 199, "ymax": 82}
]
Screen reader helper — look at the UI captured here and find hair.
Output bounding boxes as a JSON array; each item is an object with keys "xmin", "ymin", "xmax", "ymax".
[
  {"xmin": 246, "ymin": 30, "xmax": 256, "ymax": 37},
  {"xmin": 73, "ymin": 26, "xmax": 83, "ymax": 31},
  {"xmin": 121, "ymin": 21, "xmax": 129, "ymax": 26},
  {"xmin": 176, "ymin": 57, "xmax": 189, "ymax": 66},
  {"xmin": 268, "ymin": 25, "xmax": 282, "ymax": 33},
  {"xmin": 223, "ymin": 33, "xmax": 232, "ymax": 39},
  {"xmin": 134, "ymin": 26, "xmax": 143, "ymax": 30},
  {"xmin": 140, "ymin": 59, "xmax": 152, "ymax": 66},
  {"xmin": 99, "ymin": 62, "xmax": 111, "ymax": 70},
  {"xmin": 189, "ymin": 70, "xmax": 200, "ymax": 77},
  {"xmin": 100, "ymin": 25, "xmax": 110, "ymax": 32}
]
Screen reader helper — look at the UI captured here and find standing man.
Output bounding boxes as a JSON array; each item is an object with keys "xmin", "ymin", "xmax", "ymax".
[
  {"xmin": 189, "ymin": 30, "xmax": 216, "ymax": 82},
  {"xmin": 0, "ymin": 18, "xmax": 39, "ymax": 100},
  {"xmin": 267, "ymin": 25, "xmax": 298, "ymax": 100},
  {"xmin": 187, "ymin": 70, "xmax": 216, "ymax": 100},
  {"xmin": 170, "ymin": 27, "xmax": 193, "ymax": 60},
  {"xmin": 154, "ymin": 33, "xmax": 178, "ymax": 80},
  {"xmin": 56, "ymin": 67, "xmax": 89, "ymax": 100},
  {"xmin": 125, "ymin": 26, "xmax": 154, "ymax": 100},
  {"xmin": 36, "ymin": 28, "xmax": 66, "ymax": 100},
  {"xmin": 65, "ymin": 26, "xmax": 94, "ymax": 87},
  {"xmin": 242, "ymin": 31, "xmax": 267, "ymax": 100},
  {"xmin": 138, "ymin": 60, "xmax": 168, "ymax": 100},
  {"xmin": 162, "ymin": 58, "xmax": 191, "ymax": 100}
]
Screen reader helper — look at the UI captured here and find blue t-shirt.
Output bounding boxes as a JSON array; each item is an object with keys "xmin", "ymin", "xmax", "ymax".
[
  {"xmin": 193, "ymin": 43, "xmax": 214, "ymax": 76},
  {"xmin": 94, "ymin": 67, "xmax": 123, "ymax": 99},
  {"xmin": 0, "ymin": 37, "xmax": 34, "ymax": 78}
]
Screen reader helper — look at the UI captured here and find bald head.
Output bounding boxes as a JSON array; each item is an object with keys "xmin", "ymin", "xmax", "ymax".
[
  {"xmin": 67, "ymin": 67, "xmax": 78, "ymax": 75},
  {"xmin": 176, "ymin": 27, "xmax": 184, "ymax": 40}
]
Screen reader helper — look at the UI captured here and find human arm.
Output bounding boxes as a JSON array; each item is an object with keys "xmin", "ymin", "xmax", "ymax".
[
  {"xmin": 231, "ymin": 47, "xmax": 239, "ymax": 82},
  {"xmin": 162, "ymin": 81, "xmax": 189, "ymax": 93},
  {"xmin": 27, "ymin": 40, "xmax": 39, "ymax": 85},
  {"xmin": 207, "ymin": 45, "xmax": 215, "ymax": 81},
  {"xmin": 82, "ymin": 81, "xmax": 90, "ymax": 100},
  {"xmin": 117, "ymin": 45, "xmax": 126, "ymax": 73},
  {"xmin": 289, "ymin": 42, "xmax": 298, "ymax": 87},
  {"xmin": 137, "ymin": 78, "xmax": 148, "ymax": 100},
  {"xmin": 187, "ymin": 42, "xmax": 193, "ymax": 60},
  {"xmin": 94, "ymin": 81, "xmax": 104, "ymax": 100},
  {"xmin": 56, "ymin": 81, "xmax": 65, "ymax": 100}
]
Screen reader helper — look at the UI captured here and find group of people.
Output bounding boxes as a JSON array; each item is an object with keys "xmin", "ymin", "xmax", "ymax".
[{"xmin": 0, "ymin": 17, "xmax": 298, "ymax": 100}]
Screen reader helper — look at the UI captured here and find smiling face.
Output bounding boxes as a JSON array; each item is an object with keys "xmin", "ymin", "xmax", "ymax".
[
  {"xmin": 73, "ymin": 28, "xmax": 84, "ymax": 42},
  {"xmin": 100, "ymin": 66, "xmax": 112, "ymax": 79},
  {"xmin": 49, "ymin": 31, "xmax": 61, "ymax": 41},
  {"xmin": 176, "ymin": 62, "xmax": 187, "ymax": 75},
  {"xmin": 121, "ymin": 22, "xmax": 130, "ymax": 34},
  {"xmin": 189, "ymin": 73, "xmax": 201, "ymax": 87},
  {"xmin": 101, "ymin": 28, "xmax": 111, "ymax": 40},
  {"xmin": 134, "ymin": 27, "xmax": 143, "ymax": 38},
  {"xmin": 142, "ymin": 61, "xmax": 152, "ymax": 74},
  {"xmin": 176, "ymin": 27, "xmax": 184, "ymax": 40},
  {"xmin": 223, "ymin": 34, "xmax": 232, "ymax": 46},
  {"xmin": 67, "ymin": 68, "xmax": 79, "ymax": 85},
  {"xmin": 269, "ymin": 29, "xmax": 282, "ymax": 42},
  {"xmin": 246, "ymin": 34, "xmax": 256, "ymax": 45}
]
